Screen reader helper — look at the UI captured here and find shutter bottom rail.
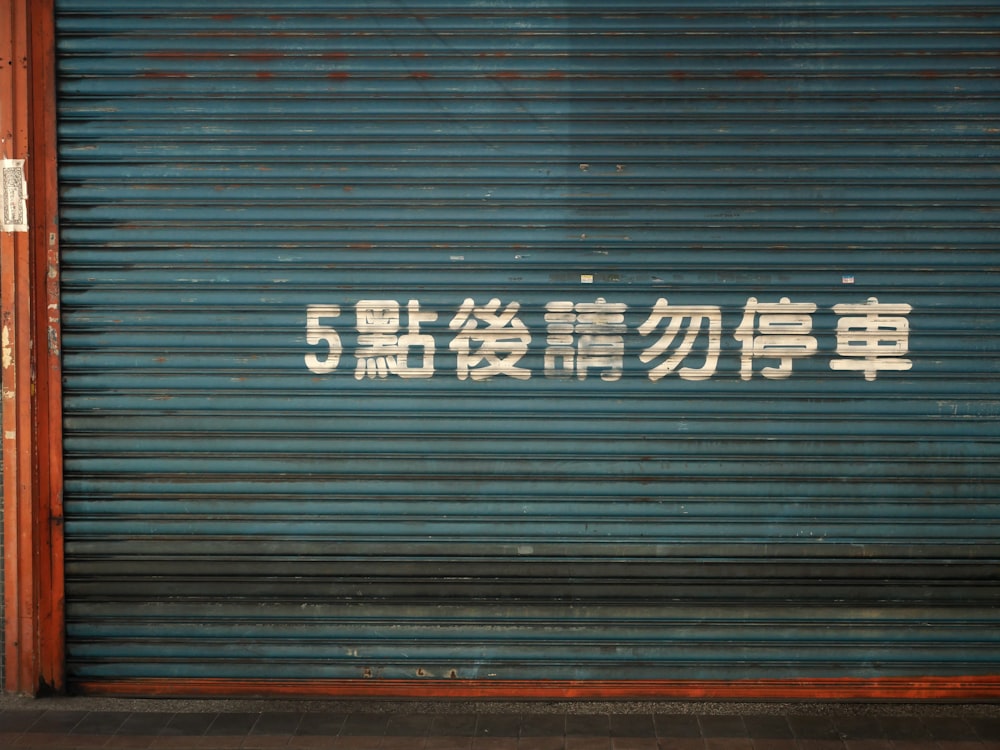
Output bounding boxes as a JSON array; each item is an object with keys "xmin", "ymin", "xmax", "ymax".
[{"xmin": 71, "ymin": 676, "xmax": 1000, "ymax": 702}]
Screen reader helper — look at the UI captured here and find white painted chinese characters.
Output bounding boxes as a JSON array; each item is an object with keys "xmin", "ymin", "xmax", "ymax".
[{"xmin": 305, "ymin": 296, "xmax": 913, "ymax": 382}]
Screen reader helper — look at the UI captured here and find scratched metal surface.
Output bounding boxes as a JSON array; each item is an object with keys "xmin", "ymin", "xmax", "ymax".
[{"xmin": 55, "ymin": 1, "xmax": 1000, "ymax": 686}]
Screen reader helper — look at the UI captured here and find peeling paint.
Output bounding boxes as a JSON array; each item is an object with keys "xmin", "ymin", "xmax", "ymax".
[{"xmin": 2, "ymin": 323, "xmax": 13, "ymax": 368}]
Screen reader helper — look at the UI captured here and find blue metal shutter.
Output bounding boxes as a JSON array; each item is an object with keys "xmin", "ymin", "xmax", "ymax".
[{"xmin": 57, "ymin": 1, "xmax": 1000, "ymax": 689}]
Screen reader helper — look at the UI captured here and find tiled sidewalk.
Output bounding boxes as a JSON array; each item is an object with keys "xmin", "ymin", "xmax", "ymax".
[{"xmin": 0, "ymin": 707, "xmax": 998, "ymax": 750}]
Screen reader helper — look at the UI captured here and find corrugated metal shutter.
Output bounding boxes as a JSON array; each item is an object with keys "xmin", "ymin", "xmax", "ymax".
[{"xmin": 57, "ymin": 1, "xmax": 1000, "ymax": 689}]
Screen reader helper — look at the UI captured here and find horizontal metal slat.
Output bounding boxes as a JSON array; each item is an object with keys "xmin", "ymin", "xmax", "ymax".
[{"xmin": 57, "ymin": 0, "xmax": 1000, "ymax": 689}]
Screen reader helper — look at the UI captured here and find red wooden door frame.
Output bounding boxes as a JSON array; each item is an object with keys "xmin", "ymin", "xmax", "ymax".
[{"xmin": 1, "ymin": 0, "xmax": 64, "ymax": 696}]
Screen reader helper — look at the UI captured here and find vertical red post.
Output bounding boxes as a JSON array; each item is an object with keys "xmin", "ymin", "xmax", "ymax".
[{"xmin": 1, "ymin": 0, "xmax": 64, "ymax": 695}]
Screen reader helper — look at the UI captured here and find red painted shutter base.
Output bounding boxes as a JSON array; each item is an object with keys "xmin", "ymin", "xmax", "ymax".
[{"xmin": 73, "ymin": 676, "xmax": 1000, "ymax": 702}]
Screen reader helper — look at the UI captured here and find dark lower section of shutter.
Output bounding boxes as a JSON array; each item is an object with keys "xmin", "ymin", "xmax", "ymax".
[{"xmin": 57, "ymin": 1, "xmax": 1000, "ymax": 693}]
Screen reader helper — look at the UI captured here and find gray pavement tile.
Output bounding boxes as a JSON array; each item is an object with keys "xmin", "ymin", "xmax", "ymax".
[
  {"xmin": 474, "ymin": 738, "xmax": 520, "ymax": 750},
  {"xmin": 116, "ymin": 713, "xmax": 175, "ymax": 736},
  {"xmin": 25, "ymin": 709, "xmax": 88, "ymax": 733},
  {"xmin": 875, "ymin": 715, "xmax": 927, "ymax": 741},
  {"xmin": 743, "ymin": 715, "xmax": 794, "ymax": 739},
  {"xmin": 2, "ymin": 704, "xmax": 1000, "ymax": 749},
  {"xmin": 923, "ymin": 717, "xmax": 981, "ymax": 741},
  {"xmin": 476, "ymin": 714, "xmax": 522, "ymax": 738},
  {"xmin": 252, "ymin": 711, "xmax": 303, "ymax": 735},
  {"xmin": 565, "ymin": 715, "xmax": 609, "ymax": 737},
  {"xmin": 206, "ymin": 712, "xmax": 258, "ymax": 736},
  {"xmin": 655, "ymin": 738, "xmax": 705, "ymax": 750},
  {"xmin": 383, "ymin": 735, "xmax": 427, "ymax": 750},
  {"xmin": 564, "ymin": 737, "xmax": 611, "ymax": 750},
  {"xmin": 787, "ymin": 715, "xmax": 842, "ymax": 741},
  {"xmin": 750, "ymin": 739, "xmax": 798, "ymax": 750},
  {"xmin": 518, "ymin": 714, "xmax": 566, "ymax": 737},
  {"xmin": 0, "ymin": 710, "xmax": 46, "ymax": 732},
  {"xmin": 333, "ymin": 738, "xmax": 382, "ymax": 750},
  {"xmin": 793, "ymin": 740, "xmax": 846, "ymax": 750},
  {"xmin": 116, "ymin": 712, "xmax": 174, "ymax": 737},
  {"xmin": 339, "ymin": 713, "xmax": 388, "ymax": 737},
  {"xmin": 425, "ymin": 737, "xmax": 473, "ymax": 750},
  {"xmin": 158, "ymin": 711, "xmax": 218, "ymax": 736},
  {"xmin": 968, "ymin": 717, "xmax": 1000, "ymax": 743},
  {"xmin": 698, "ymin": 716, "xmax": 748, "ymax": 739},
  {"xmin": 841, "ymin": 739, "xmax": 894, "ymax": 750},
  {"xmin": 654, "ymin": 714, "xmax": 703, "ymax": 739},
  {"xmin": 106, "ymin": 735, "xmax": 158, "ymax": 750},
  {"xmin": 386, "ymin": 713, "xmax": 435, "ymax": 736},
  {"xmin": 71, "ymin": 710, "xmax": 132, "ymax": 735},
  {"xmin": 432, "ymin": 713, "xmax": 479, "ymax": 737},
  {"xmin": 610, "ymin": 738, "xmax": 659, "ymax": 750},
  {"xmin": 516, "ymin": 736, "xmax": 563, "ymax": 750},
  {"xmin": 890, "ymin": 742, "xmax": 947, "ymax": 750},
  {"xmin": 609, "ymin": 715, "xmax": 655, "ymax": 738},
  {"xmin": 295, "ymin": 712, "xmax": 347, "ymax": 736},
  {"xmin": 702, "ymin": 737, "xmax": 753, "ymax": 750},
  {"xmin": 15, "ymin": 735, "xmax": 97, "ymax": 749},
  {"xmin": 834, "ymin": 717, "xmax": 888, "ymax": 741}
]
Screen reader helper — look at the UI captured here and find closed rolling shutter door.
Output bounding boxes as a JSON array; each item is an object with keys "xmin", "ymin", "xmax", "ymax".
[{"xmin": 57, "ymin": 1, "xmax": 1000, "ymax": 692}]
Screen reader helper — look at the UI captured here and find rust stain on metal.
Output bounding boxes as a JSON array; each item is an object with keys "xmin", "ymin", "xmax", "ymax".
[
  {"xmin": 144, "ymin": 51, "xmax": 227, "ymax": 59},
  {"xmin": 409, "ymin": 71, "xmax": 433, "ymax": 79},
  {"xmin": 735, "ymin": 69, "xmax": 768, "ymax": 80}
]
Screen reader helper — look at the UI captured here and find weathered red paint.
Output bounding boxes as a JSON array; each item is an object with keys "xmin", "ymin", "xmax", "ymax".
[
  {"xmin": 1, "ymin": 0, "xmax": 64, "ymax": 696},
  {"xmin": 73, "ymin": 677, "xmax": 1000, "ymax": 701}
]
